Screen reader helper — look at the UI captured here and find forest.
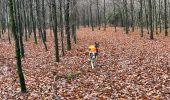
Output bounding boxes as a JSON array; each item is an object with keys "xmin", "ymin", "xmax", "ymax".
[{"xmin": 0, "ymin": 0, "xmax": 170, "ymax": 99}]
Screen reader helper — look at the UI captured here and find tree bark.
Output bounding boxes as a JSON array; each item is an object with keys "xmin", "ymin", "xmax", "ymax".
[
  {"xmin": 104, "ymin": 0, "xmax": 106, "ymax": 30},
  {"xmin": 97, "ymin": 0, "xmax": 100, "ymax": 30},
  {"xmin": 59, "ymin": 0, "xmax": 65, "ymax": 56},
  {"xmin": 65, "ymin": 0, "xmax": 71, "ymax": 50},
  {"xmin": 130, "ymin": 0, "xmax": 134, "ymax": 32},
  {"xmin": 164, "ymin": 0, "xmax": 168, "ymax": 36},
  {"xmin": 90, "ymin": 0, "xmax": 94, "ymax": 31},
  {"xmin": 140, "ymin": 0, "xmax": 143, "ymax": 37},
  {"xmin": 30, "ymin": 0, "xmax": 37, "ymax": 44},
  {"xmin": 149, "ymin": 0, "xmax": 154, "ymax": 39},
  {"xmin": 8, "ymin": 0, "xmax": 27, "ymax": 92},
  {"xmin": 52, "ymin": 0, "xmax": 59, "ymax": 62}
]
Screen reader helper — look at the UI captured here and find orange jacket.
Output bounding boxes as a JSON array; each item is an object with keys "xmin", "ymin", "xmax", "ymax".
[{"xmin": 88, "ymin": 45, "xmax": 97, "ymax": 52}]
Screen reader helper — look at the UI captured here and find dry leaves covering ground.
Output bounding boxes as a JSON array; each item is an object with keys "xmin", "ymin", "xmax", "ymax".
[{"xmin": 0, "ymin": 27, "xmax": 170, "ymax": 100}]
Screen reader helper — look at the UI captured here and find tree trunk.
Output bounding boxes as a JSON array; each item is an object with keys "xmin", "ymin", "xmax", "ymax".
[
  {"xmin": 140, "ymin": 0, "xmax": 143, "ymax": 37},
  {"xmin": 104, "ymin": 0, "xmax": 106, "ymax": 30},
  {"xmin": 59, "ymin": 0, "xmax": 65, "ymax": 56},
  {"xmin": 73, "ymin": 0, "xmax": 77, "ymax": 44},
  {"xmin": 52, "ymin": 0, "xmax": 59, "ymax": 62},
  {"xmin": 22, "ymin": 0, "xmax": 28, "ymax": 41},
  {"xmin": 124, "ymin": 0, "xmax": 129, "ymax": 34},
  {"xmin": 149, "ymin": 0, "xmax": 154, "ymax": 39},
  {"xmin": 65, "ymin": 0, "xmax": 71, "ymax": 50},
  {"xmin": 164, "ymin": 0, "xmax": 168, "ymax": 36},
  {"xmin": 30, "ymin": 0, "xmax": 37, "ymax": 44},
  {"xmin": 114, "ymin": 5, "xmax": 117, "ymax": 32},
  {"xmin": 90, "ymin": 0, "xmax": 94, "ymax": 31},
  {"xmin": 97, "ymin": 0, "xmax": 100, "ymax": 30},
  {"xmin": 6, "ymin": 3, "xmax": 11, "ymax": 44},
  {"xmin": 35, "ymin": 0, "xmax": 48, "ymax": 51},
  {"xmin": 8, "ymin": 0, "xmax": 27, "ymax": 92},
  {"xmin": 159, "ymin": 0, "xmax": 162, "ymax": 33},
  {"xmin": 42, "ymin": 0, "xmax": 47, "ymax": 41},
  {"xmin": 83, "ymin": 9, "xmax": 86, "ymax": 27},
  {"xmin": 154, "ymin": 0, "xmax": 158, "ymax": 34},
  {"xmin": 16, "ymin": 0, "xmax": 25, "ymax": 57},
  {"xmin": 144, "ymin": 0, "xmax": 149, "ymax": 34},
  {"xmin": 130, "ymin": 0, "xmax": 134, "ymax": 32}
]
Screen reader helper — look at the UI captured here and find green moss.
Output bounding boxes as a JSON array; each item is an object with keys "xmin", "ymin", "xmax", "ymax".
[{"xmin": 65, "ymin": 71, "xmax": 81, "ymax": 80}]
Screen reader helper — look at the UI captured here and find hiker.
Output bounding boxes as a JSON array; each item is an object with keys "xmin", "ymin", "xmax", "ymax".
[{"xmin": 88, "ymin": 42, "xmax": 99, "ymax": 60}]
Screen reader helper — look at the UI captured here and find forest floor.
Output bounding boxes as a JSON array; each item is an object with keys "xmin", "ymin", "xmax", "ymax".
[{"xmin": 0, "ymin": 27, "xmax": 170, "ymax": 100}]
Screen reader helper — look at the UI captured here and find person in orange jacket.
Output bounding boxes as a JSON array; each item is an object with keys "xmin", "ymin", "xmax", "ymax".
[{"xmin": 88, "ymin": 42, "xmax": 99, "ymax": 60}]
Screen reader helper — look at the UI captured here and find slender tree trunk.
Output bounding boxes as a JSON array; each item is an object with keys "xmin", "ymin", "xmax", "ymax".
[
  {"xmin": 144, "ymin": 0, "xmax": 149, "ymax": 34},
  {"xmin": 65, "ymin": 0, "xmax": 71, "ymax": 50},
  {"xmin": 104, "ymin": 0, "xmax": 106, "ymax": 30},
  {"xmin": 30, "ymin": 0, "xmax": 37, "ymax": 44},
  {"xmin": 90, "ymin": 0, "xmax": 94, "ymax": 31},
  {"xmin": 159, "ymin": 0, "xmax": 162, "ymax": 33},
  {"xmin": 22, "ymin": 0, "xmax": 28, "ymax": 41},
  {"xmin": 77, "ymin": 13, "xmax": 80, "ymax": 29},
  {"xmin": 49, "ymin": 0, "xmax": 53, "ymax": 37},
  {"xmin": 87, "ymin": 8, "xmax": 90, "ymax": 27},
  {"xmin": 42, "ymin": 0, "xmax": 47, "ymax": 41},
  {"xmin": 124, "ymin": 0, "xmax": 129, "ymax": 34},
  {"xmin": 97, "ymin": 0, "xmax": 100, "ymax": 30},
  {"xmin": 149, "ymin": 0, "xmax": 154, "ymax": 39},
  {"xmin": 114, "ymin": 5, "xmax": 117, "ymax": 32},
  {"xmin": 59, "ymin": 0, "xmax": 65, "ymax": 56},
  {"xmin": 140, "ymin": 0, "xmax": 143, "ymax": 37},
  {"xmin": 6, "ymin": 4, "xmax": 11, "ymax": 44},
  {"xmin": 73, "ymin": 0, "xmax": 77, "ymax": 44},
  {"xmin": 130, "ymin": 0, "xmax": 134, "ymax": 32},
  {"xmin": 16, "ymin": 0, "xmax": 25, "ymax": 57},
  {"xmin": 0, "ymin": 30, "xmax": 1, "ymax": 39},
  {"xmin": 120, "ymin": 9, "xmax": 124, "ymax": 27},
  {"xmin": 164, "ymin": 0, "xmax": 168, "ymax": 36},
  {"xmin": 23, "ymin": 2, "xmax": 28, "ymax": 41},
  {"xmin": 52, "ymin": 0, "xmax": 59, "ymax": 62},
  {"xmin": 35, "ymin": 0, "xmax": 48, "ymax": 51},
  {"xmin": 83, "ymin": 9, "xmax": 86, "ymax": 27},
  {"xmin": 8, "ymin": 0, "xmax": 27, "ymax": 92},
  {"xmin": 154, "ymin": 0, "xmax": 158, "ymax": 34}
]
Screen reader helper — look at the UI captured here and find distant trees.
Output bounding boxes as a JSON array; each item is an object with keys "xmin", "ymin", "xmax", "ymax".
[
  {"xmin": 1, "ymin": 0, "xmax": 170, "ymax": 42},
  {"xmin": 1, "ymin": 0, "xmax": 170, "ymax": 56}
]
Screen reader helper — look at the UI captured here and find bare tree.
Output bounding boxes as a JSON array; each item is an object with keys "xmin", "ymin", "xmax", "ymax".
[
  {"xmin": 164, "ymin": 0, "xmax": 168, "ymax": 36},
  {"xmin": 149, "ymin": 0, "xmax": 154, "ymax": 39},
  {"xmin": 52, "ymin": 0, "xmax": 59, "ymax": 62},
  {"xmin": 65, "ymin": 0, "xmax": 71, "ymax": 50},
  {"xmin": 8, "ymin": 0, "xmax": 27, "ymax": 92}
]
